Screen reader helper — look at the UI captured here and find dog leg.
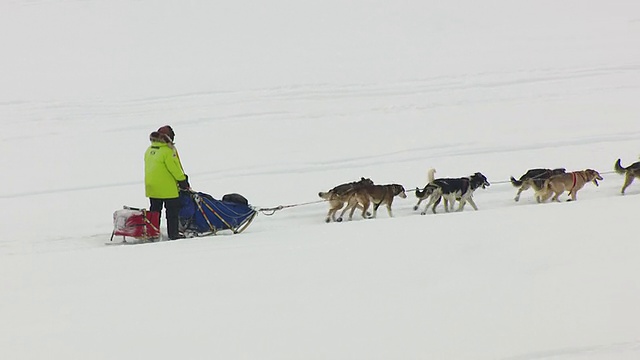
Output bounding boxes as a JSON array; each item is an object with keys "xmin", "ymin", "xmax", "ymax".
[
  {"xmin": 346, "ymin": 204, "xmax": 356, "ymax": 221},
  {"xmin": 621, "ymin": 174, "xmax": 634, "ymax": 194},
  {"xmin": 413, "ymin": 198, "xmax": 423, "ymax": 211},
  {"xmin": 455, "ymin": 196, "xmax": 468, "ymax": 211},
  {"xmin": 361, "ymin": 199, "xmax": 372, "ymax": 219},
  {"xmin": 337, "ymin": 199, "xmax": 355, "ymax": 222},
  {"xmin": 345, "ymin": 201, "xmax": 360, "ymax": 221},
  {"xmin": 351, "ymin": 204, "xmax": 360, "ymax": 220},
  {"xmin": 442, "ymin": 194, "xmax": 455, "ymax": 212},
  {"xmin": 431, "ymin": 196, "xmax": 442, "ymax": 214},
  {"xmin": 368, "ymin": 200, "xmax": 383, "ymax": 219},
  {"xmin": 443, "ymin": 197, "xmax": 450, "ymax": 212},
  {"xmin": 385, "ymin": 202, "xmax": 394, "ymax": 218},
  {"xmin": 543, "ymin": 192, "xmax": 554, "ymax": 202},
  {"xmin": 537, "ymin": 187, "xmax": 551, "ymax": 203},
  {"xmin": 466, "ymin": 197, "xmax": 479, "ymax": 211},
  {"xmin": 568, "ymin": 190, "xmax": 578, "ymax": 201},
  {"xmin": 445, "ymin": 195, "xmax": 465, "ymax": 211},
  {"xmin": 421, "ymin": 194, "xmax": 436, "ymax": 215},
  {"xmin": 421, "ymin": 198, "xmax": 434, "ymax": 215},
  {"xmin": 514, "ymin": 183, "xmax": 529, "ymax": 202},
  {"xmin": 326, "ymin": 205, "xmax": 340, "ymax": 223},
  {"xmin": 514, "ymin": 187, "xmax": 524, "ymax": 202}
]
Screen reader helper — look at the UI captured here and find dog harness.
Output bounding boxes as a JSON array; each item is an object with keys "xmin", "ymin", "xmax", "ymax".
[
  {"xmin": 570, "ymin": 172, "xmax": 577, "ymax": 191},
  {"xmin": 569, "ymin": 172, "xmax": 584, "ymax": 193}
]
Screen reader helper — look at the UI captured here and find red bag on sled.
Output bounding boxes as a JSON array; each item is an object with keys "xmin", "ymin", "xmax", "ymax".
[{"xmin": 110, "ymin": 207, "xmax": 160, "ymax": 241}]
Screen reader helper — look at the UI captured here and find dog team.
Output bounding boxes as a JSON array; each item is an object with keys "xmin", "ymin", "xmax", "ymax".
[{"xmin": 318, "ymin": 157, "xmax": 640, "ymax": 222}]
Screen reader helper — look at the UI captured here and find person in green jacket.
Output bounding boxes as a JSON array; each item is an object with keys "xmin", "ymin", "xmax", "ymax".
[{"xmin": 144, "ymin": 125, "xmax": 190, "ymax": 240}]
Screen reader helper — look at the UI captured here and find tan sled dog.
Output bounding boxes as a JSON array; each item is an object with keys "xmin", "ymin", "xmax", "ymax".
[
  {"xmin": 319, "ymin": 177, "xmax": 374, "ymax": 222},
  {"xmin": 539, "ymin": 169, "xmax": 603, "ymax": 202},
  {"xmin": 614, "ymin": 158, "xmax": 640, "ymax": 194},
  {"xmin": 338, "ymin": 184, "xmax": 407, "ymax": 221}
]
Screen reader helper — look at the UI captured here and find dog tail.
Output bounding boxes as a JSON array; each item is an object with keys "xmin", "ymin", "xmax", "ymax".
[
  {"xmin": 614, "ymin": 159, "xmax": 627, "ymax": 175},
  {"xmin": 510, "ymin": 176, "xmax": 523, "ymax": 187},
  {"xmin": 427, "ymin": 168, "xmax": 436, "ymax": 183},
  {"xmin": 318, "ymin": 191, "xmax": 332, "ymax": 200}
]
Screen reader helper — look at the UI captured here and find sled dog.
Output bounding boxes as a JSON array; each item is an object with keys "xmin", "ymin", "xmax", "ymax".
[
  {"xmin": 538, "ymin": 169, "xmax": 603, "ymax": 202},
  {"xmin": 614, "ymin": 158, "xmax": 640, "ymax": 194},
  {"xmin": 510, "ymin": 168, "xmax": 566, "ymax": 202},
  {"xmin": 417, "ymin": 172, "xmax": 490, "ymax": 215},
  {"xmin": 414, "ymin": 168, "xmax": 438, "ymax": 211},
  {"xmin": 319, "ymin": 177, "xmax": 374, "ymax": 222},
  {"xmin": 413, "ymin": 168, "xmax": 466, "ymax": 212},
  {"xmin": 338, "ymin": 184, "xmax": 407, "ymax": 221}
]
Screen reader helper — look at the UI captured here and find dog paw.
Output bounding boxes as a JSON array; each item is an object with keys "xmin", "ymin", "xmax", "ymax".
[
  {"xmin": 336, "ymin": 218, "xmax": 343, "ymax": 222},
  {"xmin": 413, "ymin": 205, "xmax": 418, "ymax": 210},
  {"xmin": 420, "ymin": 212, "xmax": 426, "ymax": 215}
]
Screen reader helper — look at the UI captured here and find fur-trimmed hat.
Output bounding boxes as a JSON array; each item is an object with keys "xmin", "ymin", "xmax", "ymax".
[
  {"xmin": 157, "ymin": 125, "xmax": 175, "ymax": 141},
  {"xmin": 149, "ymin": 131, "xmax": 172, "ymax": 144}
]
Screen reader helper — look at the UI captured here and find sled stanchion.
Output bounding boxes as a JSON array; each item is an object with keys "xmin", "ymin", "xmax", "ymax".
[
  {"xmin": 193, "ymin": 194, "xmax": 218, "ymax": 234},
  {"xmin": 202, "ymin": 200, "xmax": 235, "ymax": 232},
  {"xmin": 235, "ymin": 212, "xmax": 257, "ymax": 234}
]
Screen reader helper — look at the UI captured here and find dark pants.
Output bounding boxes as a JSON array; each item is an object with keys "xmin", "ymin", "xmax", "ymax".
[{"xmin": 150, "ymin": 197, "xmax": 182, "ymax": 239}]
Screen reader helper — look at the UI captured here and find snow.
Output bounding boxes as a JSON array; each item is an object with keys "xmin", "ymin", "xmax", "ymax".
[{"xmin": 1, "ymin": 0, "xmax": 640, "ymax": 359}]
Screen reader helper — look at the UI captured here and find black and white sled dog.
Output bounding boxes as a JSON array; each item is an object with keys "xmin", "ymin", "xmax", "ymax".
[{"xmin": 414, "ymin": 168, "xmax": 490, "ymax": 215}]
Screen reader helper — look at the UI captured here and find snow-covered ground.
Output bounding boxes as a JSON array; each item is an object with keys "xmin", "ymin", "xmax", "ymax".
[{"xmin": 1, "ymin": 1, "xmax": 640, "ymax": 359}]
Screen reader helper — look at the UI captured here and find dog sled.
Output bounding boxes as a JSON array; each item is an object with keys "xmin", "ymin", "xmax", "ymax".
[
  {"xmin": 178, "ymin": 190, "xmax": 257, "ymax": 237},
  {"xmin": 109, "ymin": 191, "xmax": 257, "ymax": 244},
  {"xmin": 110, "ymin": 207, "xmax": 161, "ymax": 242}
]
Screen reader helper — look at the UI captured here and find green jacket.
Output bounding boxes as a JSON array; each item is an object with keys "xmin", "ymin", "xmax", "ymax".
[{"xmin": 144, "ymin": 135, "xmax": 187, "ymax": 199}]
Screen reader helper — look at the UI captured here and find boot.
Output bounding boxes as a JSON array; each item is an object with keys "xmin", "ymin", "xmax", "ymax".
[
  {"xmin": 165, "ymin": 197, "xmax": 184, "ymax": 240},
  {"xmin": 166, "ymin": 216, "xmax": 185, "ymax": 240}
]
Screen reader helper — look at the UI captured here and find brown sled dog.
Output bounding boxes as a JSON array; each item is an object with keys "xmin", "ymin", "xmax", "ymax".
[
  {"xmin": 338, "ymin": 184, "xmax": 407, "ymax": 221},
  {"xmin": 614, "ymin": 158, "xmax": 640, "ymax": 194},
  {"xmin": 538, "ymin": 169, "xmax": 603, "ymax": 202},
  {"xmin": 510, "ymin": 168, "xmax": 566, "ymax": 202},
  {"xmin": 319, "ymin": 177, "xmax": 374, "ymax": 222}
]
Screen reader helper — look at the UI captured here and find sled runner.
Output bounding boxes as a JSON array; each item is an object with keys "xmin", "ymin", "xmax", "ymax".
[
  {"xmin": 179, "ymin": 191, "xmax": 257, "ymax": 236},
  {"xmin": 110, "ymin": 207, "xmax": 160, "ymax": 242}
]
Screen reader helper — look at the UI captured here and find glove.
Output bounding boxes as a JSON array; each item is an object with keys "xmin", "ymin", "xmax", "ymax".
[{"xmin": 178, "ymin": 175, "xmax": 190, "ymax": 191}]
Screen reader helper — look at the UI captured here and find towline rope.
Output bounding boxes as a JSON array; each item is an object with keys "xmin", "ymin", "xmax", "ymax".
[{"xmin": 256, "ymin": 199, "xmax": 327, "ymax": 216}]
